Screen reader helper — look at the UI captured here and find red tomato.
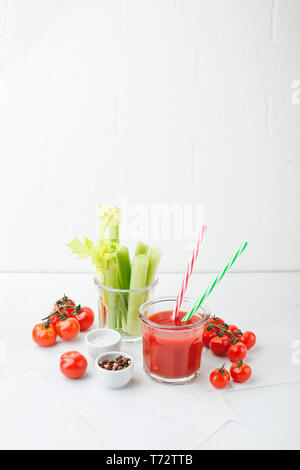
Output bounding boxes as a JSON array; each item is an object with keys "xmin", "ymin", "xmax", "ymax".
[
  {"xmin": 55, "ymin": 317, "xmax": 80, "ymax": 341},
  {"xmin": 209, "ymin": 335, "xmax": 231, "ymax": 356},
  {"xmin": 60, "ymin": 351, "xmax": 88, "ymax": 379},
  {"xmin": 230, "ymin": 360, "xmax": 252, "ymax": 383},
  {"xmin": 203, "ymin": 326, "xmax": 217, "ymax": 348},
  {"xmin": 208, "ymin": 316, "xmax": 224, "ymax": 326},
  {"xmin": 227, "ymin": 342, "xmax": 247, "ymax": 362},
  {"xmin": 239, "ymin": 331, "xmax": 256, "ymax": 350},
  {"xmin": 32, "ymin": 323, "xmax": 57, "ymax": 347},
  {"xmin": 75, "ymin": 306, "xmax": 95, "ymax": 332},
  {"xmin": 42, "ymin": 310, "xmax": 61, "ymax": 327},
  {"xmin": 54, "ymin": 295, "xmax": 76, "ymax": 317},
  {"xmin": 203, "ymin": 318, "xmax": 226, "ymax": 348},
  {"xmin": 48, "ymin": 311, "xmax": 60, "ymax": 326},
  {"xmin": 226, "ymin": 325, "xmax": 240, "ymax": 336},
  {"xmin": 210, "ymin": 365, "xmax": 230, "ymax": 389}
]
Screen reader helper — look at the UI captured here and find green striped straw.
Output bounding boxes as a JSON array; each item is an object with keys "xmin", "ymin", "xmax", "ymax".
[{"xmin": 182, "ymin": 241, "xmax": 248, "ymax": 322}]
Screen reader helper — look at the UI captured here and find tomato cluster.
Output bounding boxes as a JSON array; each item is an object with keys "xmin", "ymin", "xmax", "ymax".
[
  {"xmin": 205, "ymin": 315, "xmax": 256, "ymax": 389},
  {"xmin": 32, "ymin": 295, "xmax": 95, "ymax": 348}
]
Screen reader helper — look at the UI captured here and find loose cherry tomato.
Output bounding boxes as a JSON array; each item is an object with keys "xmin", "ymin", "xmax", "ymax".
[
  {"xmin": 55, "ymin": 317, "xmax": 80, "ymax": 341},
  {"xmin": 239, "ymin": 331, "xmax": 256, "ymax": 350},
  {"xmin": 60, "ymin": 351, "xmax": 88, "ymax": 379},
  {"xmin": 203, "ymin": 326, "xmax": 217, "ymax": 348},
  {"xmin": 210, "ymin": 365, "xmax": 230, "ymax": 389},
  {"xmin": 74, "ymin": 306, "xmax": 95, "ymax": 332},
  {"xmin": 230, "ymin": 359, "xmax": 252, "ymax": 383},
  {"xmin": 209, "ymin": 334, "xmax": 231, "ymax": 356},
  {"xmin": 227, "ymin": 341, "xmax": 247, "ymax": 362},
  {"xmin": 32, "ymin": 323, "xmax": 57, "ymax": 347}
]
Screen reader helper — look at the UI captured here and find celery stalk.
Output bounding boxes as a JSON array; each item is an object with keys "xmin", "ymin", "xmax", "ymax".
[
  {"xmin": 105, "ymin": 259, "xmax": 119, "ymax": 329},
  {"xmin": 107, "ymin": 225, "xmax": 119, "ymax": 243},
  {"xmin": 116, "ymin": 246, "xmax": 131, "ymax": 290},
  {"xmin": 135, "ymin": 241, "xmax": 149, "ymax": 256},
  {"xmin": 97, "ymin": 205, "xmax": 122, "ymax": 329},
  {"xmin": 145, "ymin": 246, "xmax": 162, "ymax": 301},
  {"xmin": 116, "ymin": 246, "xmax": 131, "ymax": 329},
  {"xmin": 97, "ymin": 205, "xmax": 121, "ymax": 242},
  {"xmin": 125, "ymin": 254, "xmax": 149, "ymax": 336},
  {"xmin": 146, "ymin": 247, "xmax": 162, "ymax": 286}
]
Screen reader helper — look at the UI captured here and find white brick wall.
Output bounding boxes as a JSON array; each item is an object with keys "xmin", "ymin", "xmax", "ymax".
[{"xmin": 0, "ymin": 0, "xmax": 300, "ymax": 273}]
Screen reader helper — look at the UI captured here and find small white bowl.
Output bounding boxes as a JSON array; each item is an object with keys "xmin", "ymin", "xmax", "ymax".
[
  {"xmin": 85, "ymin": 329, "xmax": 121, "ymax": 358},
  {"xmin": 95, "ymin": 351, "xmax": 134, "ymax": 389}
]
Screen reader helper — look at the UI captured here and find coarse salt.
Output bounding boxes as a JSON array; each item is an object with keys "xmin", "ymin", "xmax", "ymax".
[{"xmin": 89, "ymin": 334, "xmax": 115, "ymax": 346}]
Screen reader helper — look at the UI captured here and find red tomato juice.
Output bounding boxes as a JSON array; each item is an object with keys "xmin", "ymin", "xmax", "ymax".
[{"xmin": 142, "ymin": 310, "xmax": 204, "ymax": 379}]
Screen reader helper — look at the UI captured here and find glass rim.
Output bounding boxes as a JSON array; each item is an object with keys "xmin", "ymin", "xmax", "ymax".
[
  {"xmin": 139, "ymin": 296, "xmax": 210, "ymax": 330},
  {"xmin": 94, "ymin": 277, "xmax": 158, "ymax": 294}
]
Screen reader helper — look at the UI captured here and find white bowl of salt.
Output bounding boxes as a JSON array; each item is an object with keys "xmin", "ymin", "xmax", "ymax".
[{"xmin": 85, "ymin": 328, "xmax": 121, "ymax": 358}]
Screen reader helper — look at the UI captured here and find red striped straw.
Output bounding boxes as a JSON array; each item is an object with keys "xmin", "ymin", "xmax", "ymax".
[{"xmin": 171, "ymin": 225, "xmax": 207, "ymax": 321}]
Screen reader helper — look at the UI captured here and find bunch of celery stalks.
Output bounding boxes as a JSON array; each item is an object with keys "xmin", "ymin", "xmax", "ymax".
[{"xmin": 68, "ymin": 205, "xmax": 162, "ymax": 337}]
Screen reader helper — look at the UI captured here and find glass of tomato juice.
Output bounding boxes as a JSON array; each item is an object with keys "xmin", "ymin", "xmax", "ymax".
[{"xmin": 139, "ymin": 297, "xmax": 209, "ymax": 384}]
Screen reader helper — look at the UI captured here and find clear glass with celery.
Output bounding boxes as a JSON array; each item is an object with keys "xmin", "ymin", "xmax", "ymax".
[{"xmin": 67, "ymin": 205, "xmax": 161, "ymax": 341}]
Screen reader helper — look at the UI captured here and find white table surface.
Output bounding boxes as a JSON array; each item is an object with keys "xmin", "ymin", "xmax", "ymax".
[{"xmin": 1, "ymin": 272, "xmax": 300, "ymax": 450}]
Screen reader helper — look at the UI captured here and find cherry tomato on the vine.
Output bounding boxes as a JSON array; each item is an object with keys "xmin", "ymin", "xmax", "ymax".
[
  {"xmin": 230, "ymin": 360, "xmax": 252, "ymax": 383},
  {"xmin": 239, "ymin": 331, "xmax": 256, "ymax": 350},
  {"xmin": 60, "ymin": 351, "xmax": 87, "ymax": 379},
  {"xmin": 226, "ymin": 325, "xmax": 241, "ymax": 337},
  {"xmin": 74, "ymin": 306, "xmax": 95, "ymax": 332},
  {"xmin": 54, "ymin": 295, "xmax": 76, "ymax": 317},
  {"xmin": 208, "ymin": 316, "xmax": 224, "ymax": 326},
  {"xmin": 210, "ymin": 365, "xmax": 230, "ymax": 389},
  {"xmin": 55, "ymin": 317, "xmax": 80, "ymax": 341},
  {"xmin": 203, "ymin": 326, "xmax": 217, "ymax": 348},
  {"xmin": 209, "ymin": 334, "xmax": 231, "ymax": 356},
  {"xmin": 227, "ymin": 341, "xmax": 247, "ymax": 362},
  {"xmin": 203, "ymin": 318, "xmax": 226, "ymax": 348},
  {"xmin": 48, "ymin": 311, "xmax": 60, "ymax": 327},
  {"xmin": 32, "ymin": 323, "xmax": 57, "ymax": 347}
]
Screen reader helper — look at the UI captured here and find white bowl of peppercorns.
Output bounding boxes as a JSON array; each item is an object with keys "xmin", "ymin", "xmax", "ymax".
[{"xmin": 95, "ymin": 351, "xmax": 134, "ymax": 389}]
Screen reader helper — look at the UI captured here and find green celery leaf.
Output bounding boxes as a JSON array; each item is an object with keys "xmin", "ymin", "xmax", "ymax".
[{"xmin": 67, "ymin": 237, "xmax": 90, "ymax": 259}]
